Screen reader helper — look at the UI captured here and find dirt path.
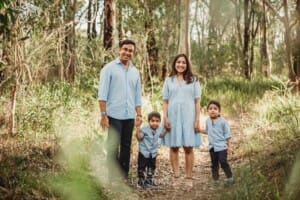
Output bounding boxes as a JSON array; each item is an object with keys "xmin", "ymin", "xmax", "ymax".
[{"xmin": 128, "ymin": 117, "xmax": 243, "ymax": 200}]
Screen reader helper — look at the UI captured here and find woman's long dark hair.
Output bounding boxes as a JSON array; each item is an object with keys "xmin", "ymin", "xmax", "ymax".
[{"xmin": 169, "ymin": 53, "xmax": 197, "ymax": 84}]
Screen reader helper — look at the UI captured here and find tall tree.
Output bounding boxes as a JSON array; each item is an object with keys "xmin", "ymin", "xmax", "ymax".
[
  {"xmin": 103, "ymin": 0, "xmax": 116, "ymax": 50},
  {"xmin": 294, "ymin": 0, "xmax": 300, "ymax": 90},
  {"xmin": 64, "ymin": 0, "xmax": 76, "ymax": 82},
  {"xmin": 144, "ymin": 0, "xmax": 158, "ymax": 82},
  {"xmin": 260, "ymin": 0, "xmax": 271, "ymax": 77},
  {"xmin": 263, "ymin": 0, "xmax": 298, "ymax": 85},
  {"xmin": 178, "ymin": 0, "xmax": 190, "ymax": 57},
  {"xmin": 243, "ymin": 0, "xmax": 251, "ymax": 79}
]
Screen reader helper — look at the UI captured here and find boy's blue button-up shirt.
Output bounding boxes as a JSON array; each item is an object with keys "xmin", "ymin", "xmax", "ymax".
[
  {"xmin": 139, "ymin": 125, "xmax": 164, "ymax": 158},
  {"xmin": 98, "ymin": 58, "xmax": 142, "ymax": 120},
  {"xmin": 206, "ymin": 116, "xmax": 231, "ymax": 152}
]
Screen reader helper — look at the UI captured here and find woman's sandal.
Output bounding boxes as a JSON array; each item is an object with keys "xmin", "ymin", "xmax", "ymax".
[
  {"xmin": 184, "ymin": 177, "xmax": 193, "ymax": 191},
  {"xmin": 172, "ymin": 176, "xmax": 181, "ymax": 188}
]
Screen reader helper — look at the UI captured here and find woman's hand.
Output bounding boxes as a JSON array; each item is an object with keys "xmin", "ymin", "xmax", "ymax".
[
  {"xmin": 194, "ymin": 120, "xmax": 200, "ymax": 132},
  {"xmin": 164, "ymin": 117, "xmax": 171, "ymax": 131}
]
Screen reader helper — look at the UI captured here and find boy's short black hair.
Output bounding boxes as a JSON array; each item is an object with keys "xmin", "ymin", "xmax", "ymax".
[
  {"xmin": 148, "ymin": 111, "xmax": 161, "ymax": 121},
  {"xmin": 119, "ymin": 39, "xmax": 136, "ymax": 49},
  {"xmin": 207, "ymin": 100, "xmax": 221, "ymax": 111}
]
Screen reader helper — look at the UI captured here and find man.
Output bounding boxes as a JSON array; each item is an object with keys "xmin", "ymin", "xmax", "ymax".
[{"xmin": 98, "ymin": 39, "xmax": 142, "ymax": 179}]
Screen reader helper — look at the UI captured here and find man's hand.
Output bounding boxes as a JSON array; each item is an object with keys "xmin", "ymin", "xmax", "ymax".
[
  {"xmin": 135, "ymin": 116, "xmax": 142, "ymax": 128},
  {"xmin": 227, "ymin": 145, "xmax": 233, "ymax": 155},
  {"xmin": 100, "ymin": 116, "xmax": 109, "ymax": 131}
]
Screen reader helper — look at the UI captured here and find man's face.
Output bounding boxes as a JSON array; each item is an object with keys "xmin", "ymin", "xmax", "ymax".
[{"xmin": 119, "ymin": 44, "xmax": 135, "ymax": 64}]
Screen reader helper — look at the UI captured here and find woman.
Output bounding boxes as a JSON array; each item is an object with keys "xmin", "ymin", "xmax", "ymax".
[{"xmin": 162, "ymin": 53, "xmax": 201, "ymax": 190}]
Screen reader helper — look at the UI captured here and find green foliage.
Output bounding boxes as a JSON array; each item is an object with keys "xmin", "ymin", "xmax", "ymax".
[
  {"xmin": 17, "ymin": 81, "xmax": 96, "ymax": 137},
  {"xmin": 201, "ymin": 76, "xmax": 283, "ymax": 114},
  {"xmin": 224, "ymin": 86, "xmax": 300, "ymax": 199},
  {"xmin": 51, "ymin": 139, "xmax": 108, "ymax": 200}
]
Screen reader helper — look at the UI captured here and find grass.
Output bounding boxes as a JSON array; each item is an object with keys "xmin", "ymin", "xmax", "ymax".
[
  {"xmin": 1, "ymin": 75, "xmax": 299, "ymax": 199},
  {"xmin": 222, "ymin": 86, "xmax": 300, "ymax": 200}
]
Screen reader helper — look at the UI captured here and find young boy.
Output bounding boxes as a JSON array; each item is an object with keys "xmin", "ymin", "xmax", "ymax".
[
  {"xmin": 135, "ymin": 111, "xmax": 167, "ymax": 189},
  {"xmin": 200, "ymin": 100, "xmax": 234, "ymax": 188}
]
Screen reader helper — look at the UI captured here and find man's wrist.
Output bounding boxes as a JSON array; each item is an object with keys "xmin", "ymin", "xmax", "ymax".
[
  {"xmin": 101, "ymin": 112, "xmax": 107, "ymax": 117},
  {"xmin": 136, "ymin": 114, "xmax": 142, "ymax": 118}
]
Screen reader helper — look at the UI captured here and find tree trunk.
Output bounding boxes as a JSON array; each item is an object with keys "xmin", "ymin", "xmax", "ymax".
[
  {"xmin": 249, "ymin": 1, "xmax": 260, "ymax": 78},
  {"xmin": 178, "ymin": 0, "xmax": 190, "ymax": 58},
  {"xmin": 145, "ymin": 0, "xmax": 158, "ymax": 80},
  {"xmin": 283, "ymin": 0, "xmax": 296, "ymax": 82},
  {"xmin": 92, "ymin": 0, "xmax": 98, "ymax": 38},
  {"xmin": 103, "ymin": 0, "xmax": 116, "ymax": 50},
  {"xmin": 261, "ymin": 0, "xmax": 271, "ymax": 77},
  {"xmin": 294, "ymin": 0, "xmax": 300, "ymax": 90},
  {"xmin": 64, "ymin": 0, "xmax": 76, "ymax": 82},
  {"xmin": 243, "ymin": 0, "xmax": 251, "ymax": 79},
  {"xmin": 87, "ymin": 0, "xmax": 92, "ymax": 39},
  {"xmin": 117, "ymin": 4, "xmax": 123, "ymax": 41}
]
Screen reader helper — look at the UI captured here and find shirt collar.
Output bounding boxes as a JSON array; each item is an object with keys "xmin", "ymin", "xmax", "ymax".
[{"xmin": 115, "ymin": 58, "xmax": 133, "ymax": 68}]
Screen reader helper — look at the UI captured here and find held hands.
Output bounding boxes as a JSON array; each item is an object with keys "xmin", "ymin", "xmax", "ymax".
[
  {"xmin": 227, "ymin": 145, "xmax": 233, "ymax": 155},
  {"xmin": 164, "ymin": 117, "xmax": 171, "ymax": 131},
  {"xmin": 135, "ymin": 126, "xmax": 142, "ymax": 141},
  {"xmin": 135, "ymin": 115, "xmax": 142, "ymax": 128},
  {"xmin": 194, "ymin": 121, "xmax": 200, "ymax": 132}
]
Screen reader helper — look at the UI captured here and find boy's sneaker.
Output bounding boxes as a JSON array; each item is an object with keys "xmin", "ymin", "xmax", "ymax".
[
  {"xmin": 225, "ymin": 177, "xmax": 234, "ymax": 186},
  {"xmin": 137, "ymin": 180, "xmax": 145, "ymax": 189},
  {"xmin": 145, "ymin": 179, "xmax": 158, "ymax": 188},
  {"xmin": 210, "ymin": 180, "xmax": 221, "ymax": 190}
]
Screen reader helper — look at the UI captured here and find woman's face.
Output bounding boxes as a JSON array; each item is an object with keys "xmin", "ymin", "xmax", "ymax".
[{"xmin": 175, "ymin": 56, "xmax": 187, "ymax": 74}]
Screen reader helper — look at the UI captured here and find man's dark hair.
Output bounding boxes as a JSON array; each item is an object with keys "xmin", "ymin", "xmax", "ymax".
[
  {"xmin": 148, "ymin": 111, "xmax": 161, "ymax": 121},
  {"xmin": 119, "ymin": 39, "xmax": 136, "ymax": 49},
  {"xmin": 207, "ymin": 100, "xmax": 221, "ymax": 111}
]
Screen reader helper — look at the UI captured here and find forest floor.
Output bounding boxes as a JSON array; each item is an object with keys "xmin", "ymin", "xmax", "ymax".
[
  {"xmin": 102, "ymin": 116, "xmax": 246, "ymax": 200},
  {"xmin": 0, "ymin": 115, "xmax": 251, "ymax": 200}
]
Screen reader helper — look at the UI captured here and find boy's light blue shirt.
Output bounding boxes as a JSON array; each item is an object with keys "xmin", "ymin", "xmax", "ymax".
[
  {"xmin": 139, "ymin": 125, "xmax": 164, "ymax": 158},
  {"xmin": 98, "ymin": 58, "xmax": 142, "ymax": 119},
  {"xmin": 206, "ymin": 116, "xmax": 231, "ymax": 152}
]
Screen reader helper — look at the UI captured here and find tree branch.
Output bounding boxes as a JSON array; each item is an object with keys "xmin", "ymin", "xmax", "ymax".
[{"xmin": 262, "ymin": 0, "xmax": 284, "ymax": 23}]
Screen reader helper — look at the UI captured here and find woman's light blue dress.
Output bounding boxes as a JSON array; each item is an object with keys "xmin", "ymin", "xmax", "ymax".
[{"xmin": 162, "ymin": 76, "xmax": 202, "ymax": 147}]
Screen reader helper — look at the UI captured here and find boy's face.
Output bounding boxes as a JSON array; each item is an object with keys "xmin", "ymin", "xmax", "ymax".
[
  {"xmin": 207, "ymin": 104, "xmax": 220, "ymax": 119},
  {"xmin": 149, "ymin": 116, "xmax": 161, "ymax": 129}
]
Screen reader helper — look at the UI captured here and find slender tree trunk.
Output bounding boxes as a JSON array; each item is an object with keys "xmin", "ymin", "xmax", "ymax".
[
  {"xmin": 294, "ymin": 0, "xmax": 300, "ymax": 90},
  {"xmin": 103, "ymin": 0, "xmax": 116, "ymax": 50},
  {"xmin": 117, "ymin": 4, "xmax": 123, "ymax": 40},
  {"xmin": 91, "ymin": 0, "xmax": 98, "ymax": 38},
  {"xmin": 178, "ymin": 0, "xmax": 190, "ymax": 58},
  {"xmin": 261, "ymin": 0, "xmax": 271, "ymax": 77},
  {"xmin": 243, "ymin": 0, "xmax": 251, "ymax": 79},
  {"xmin": 87, "ymin": 0, "xmax": 92, "ymax": 39},
  {"xmin": 64, "ymin": 0, "xmax": 76, "ymax": 82},
  {"xmin": 249, "ymin": 0, "xmax": 260, "ymax": 77},
  {"xmin": 282, "ymin": 0, "xmax": 296, "ymax": 81},
  {"xmin": 145, "ymin": 0, "xmax": 158, "ymax": 80}
]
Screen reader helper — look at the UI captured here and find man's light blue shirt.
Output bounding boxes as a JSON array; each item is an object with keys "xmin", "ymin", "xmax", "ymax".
[
  {"xmin": 98, "ymin": 58, "xmax": 142, "ymax": 119},
  {"xmin": 206, "ymin": 116, "xmax": 231, "ymax": 152},
  {"xmin": 139, "ymin": 125, "xmax": 164, "ymax": 158}
]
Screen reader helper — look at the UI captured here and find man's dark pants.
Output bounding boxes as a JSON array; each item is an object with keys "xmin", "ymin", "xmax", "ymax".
[
  {"xmin": 107, "ymin": 116, "xmax": 134, "ymax": 179},
  {"xmin": 209, "ymin": 148, "xmax": 232, "ymax": 180}
]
